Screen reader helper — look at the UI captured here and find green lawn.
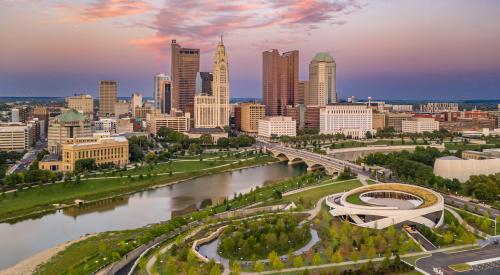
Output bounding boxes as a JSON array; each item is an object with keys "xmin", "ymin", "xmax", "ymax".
[
  {"xmin": 449, "ymin": 263, "xmax": 472, "ymax": 272},
  {"xmin": 265, "ymin": 179, "xmax": 362, "ymax": 209},
  {"xmin": 345, "ymin": 193, "xmax": 365, "ymax": 205},
  {"xmin": 0, "ymin": 155, "xmax": 276, "ymax": 221}
]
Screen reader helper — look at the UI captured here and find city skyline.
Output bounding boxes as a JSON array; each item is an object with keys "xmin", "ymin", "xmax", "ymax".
[{"xmin": 1, "ymin": 0, "xmax": 500, "ymax": 100}]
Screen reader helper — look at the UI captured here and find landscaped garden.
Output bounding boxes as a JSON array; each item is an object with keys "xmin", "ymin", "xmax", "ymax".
[{"xmin": 218, "ymin": 214, "xmax": 310, "ymax": 260}]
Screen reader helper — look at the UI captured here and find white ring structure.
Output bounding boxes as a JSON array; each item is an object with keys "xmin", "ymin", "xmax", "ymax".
[{"xmin": 326, "ymin": 183, "xmax": 444, "ymax": 229}]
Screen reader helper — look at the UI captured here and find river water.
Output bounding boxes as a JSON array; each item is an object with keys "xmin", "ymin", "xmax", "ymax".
[{"xmin": 0, "ymin": 162, "xmax": 306, "ymax": 270}]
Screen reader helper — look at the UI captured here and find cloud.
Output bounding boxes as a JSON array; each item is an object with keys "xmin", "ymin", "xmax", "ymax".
[
  {"xmin": 130, "ymin": 0, "xmax": 362, "ymax": 54},
  {"xmin": 55, "ymin": 0, "xmax": 152, "ymax": 23}
]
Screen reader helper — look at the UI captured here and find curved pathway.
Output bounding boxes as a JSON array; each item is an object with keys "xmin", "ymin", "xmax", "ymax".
[{"xmin": 445, "ymin": 206, "xmax": 490, "ymax": 239}]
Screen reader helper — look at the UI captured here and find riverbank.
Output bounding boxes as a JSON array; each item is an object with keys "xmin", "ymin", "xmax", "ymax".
[
  {"xmin": 0, "ymin": 154, "xmax": 277, "ymax": 223},
  {"xmin": 0, "ymin": 234, "xmax": 95, "ymax": 275}
]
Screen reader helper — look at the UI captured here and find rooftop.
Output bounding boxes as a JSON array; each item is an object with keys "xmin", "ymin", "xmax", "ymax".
[
  {"xmin": 57, "ymin": 109, "xmax": 86, "ymax": 123},
  {"xmin": 312, "ymin": 52, "xmax": 334, "ymax": 62}
]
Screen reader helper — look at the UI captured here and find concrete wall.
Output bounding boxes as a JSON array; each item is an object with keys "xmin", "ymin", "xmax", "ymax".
[{"xmin": 434, "ymin": 157, "xmax": 500, "ymax": 182}]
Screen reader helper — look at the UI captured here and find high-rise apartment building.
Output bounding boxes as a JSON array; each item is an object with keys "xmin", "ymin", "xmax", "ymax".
[
  {"xmin": 99, "ymin": 81, "xmax": 117, "ymax": 117},
  {"xmin": 320, "ymin": 104, "xmax": 372, "ymax": 139},
  {"xmin": 298, "ymin": 80, "xmax": 309, "ymax": 105},
  {"xmin": 161, "ymin": 78, "xmax": 173, "ymax": 114},
  {"xmin": 196, "ymin": 72, "xmax": 213, "ymax": 95},
  {"xmin": 262, "ymin": 49, "xmax": 299, "ymax": 116},
  {"xmin": 309, "ymin": 52, "xmax": 337, "ymax": 106},
  {"xmin": 66, "ymin": 94, "xmax": 94, "ymax": 115},
  {"xmin": 171, "ymin": 40, "xmax": 200, "ymax": 115},
  {"xmin": 240, "ymin": 103, "xmax": 266, "ymax": 133},
  {"xmin": 194, "ymin": 37, "xmax": 230, "ymax": 128}
]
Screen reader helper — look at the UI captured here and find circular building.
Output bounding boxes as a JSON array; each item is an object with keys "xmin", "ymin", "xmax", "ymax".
[{"xmin": 326, "ymin": 183, "xmax": 444, "ymax": 229}]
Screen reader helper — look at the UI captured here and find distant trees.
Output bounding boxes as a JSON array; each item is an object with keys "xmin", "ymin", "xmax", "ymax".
[{"xmin": 462, "ymin": 173, "xmax": 500, "ymax": 202}]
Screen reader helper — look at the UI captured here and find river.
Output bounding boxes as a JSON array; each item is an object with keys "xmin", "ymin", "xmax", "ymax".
[{"xmin": 0, "ymin": 162, "xmax": 306, "ymax": 270}]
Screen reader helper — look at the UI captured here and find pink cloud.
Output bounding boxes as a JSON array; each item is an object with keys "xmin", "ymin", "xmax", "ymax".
[
  {"xmin": 56, "ymin": 0, "xmax": 152, "ymax": 23},
  {"xmin": 130, "ymin": 0, "xmax": 362, "ymax": 54}
]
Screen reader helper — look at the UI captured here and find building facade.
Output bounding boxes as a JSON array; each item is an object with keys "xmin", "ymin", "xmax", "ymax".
[
  {"xmin": 146, "ymin": 112, "xmax": 190, "ymax": 135},
  {"xmin": 66, "ymin": 94, "xmax": 94, "ymax": 115},
  {"xmin": 298, "ymin": 80, "xmax": 308, "ymax": 105},
  {"xmin": 99, "ymin": 80, "xmax": 117, "ymax": 116},
  {"xmin": 258, "ymin": 116, "xmax": 296, "ymax": 138},
  {"xmin": 372, "ymin": 112, "xmax": 386, "ymax": 130},
  {"xmin": 114, "ymin": 101, "xmax": 130, "ymax": 116},
  {"xmin": 308, "ymin": 52, "xmax": 337, "ymax": 106},
  {"xmin": 385, "ymin": 113, "xmax": 413, "ymax": 132},
  {"xmin": 196, "ymin": 72, "xmax": 213, "ymax": 95},
  {"xmin": 420, "ymin": 102, "xmax": 459, "ymax": 113},
  {"xmin": 171, "ymin": 40, "xmax": 200, "ymax": 115},
  {"xmin": 0, "ymin": 123, "xmax": 31, "ymax": 151},
  {"xmin": 154, "ymin": 74, "xmax": 170, "ymax": 112},
  {"xmin": 194, "ymin": 95, "xmax": 217, "ymax": 128},
  {"xmin": 320, "ymin": 104, "xmax": 373, "ymax": 139},
  {"xmin": 391, "ymin": 105, "xmax": 413, "ymax": 112},
  {"xmin": 131, "ymin": 93, "xmax": 143, "ymax": 116},
  {"xmin": 262, "ymin": 49, "xmax": 299, "ymax": 116},
  {"xmin": 240, "ymin": 103, "xmax": 266, "ymax": 133},
  {"xmin": 402, "ymin": 118, "xmax": 439, "ymax": 133},
  {"xmin": 48, "ymin": 109, "xmax": 93, "ymax": 154}
]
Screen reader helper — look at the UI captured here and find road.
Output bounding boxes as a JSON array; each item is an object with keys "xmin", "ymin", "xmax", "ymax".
[
  {"xmin": 416, "ymin": 244, "xmax": 500, "ymax": 275},
  {"xmin": 12, "ymin": 140, "xmax": 46, "ymax": 173}
]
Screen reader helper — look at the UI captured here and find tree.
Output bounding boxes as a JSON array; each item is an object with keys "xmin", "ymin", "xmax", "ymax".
[
  {"xmin": 293, "ymin": 255, "xmax": 303, "ymax": 268},
  {"xmin": 254, "ymin": 261, "xmax": 264, "ymax": 273},
  {"xmin": 332, "ymin": 250, "xmax": 343, "ymax": 263},
  {"xmin": 74, "ymin": 158, "xmax": 96, "ymax": 173},
  {"xmin": 145, "ymin": 152, "xmax": 157, "ymax": 163},
  {"xmin": 200, "ymin": 134, "xmax": 213, "ymax": 146},
  {"xmin": 350, "ymin": 250, "xmax": 359, "ymax": 262},
  {"xmin": 209, "ymin": 264, "xmax": 221, "ymax": 275},
  {"xmin": 312, "ymin": 253, "xmax": 322, "ymax": 265}
]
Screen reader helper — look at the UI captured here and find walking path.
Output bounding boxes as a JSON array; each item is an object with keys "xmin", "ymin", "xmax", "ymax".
[{"xmin": 446, "ymin": 206, "xmax": 491, "ymax": 239}]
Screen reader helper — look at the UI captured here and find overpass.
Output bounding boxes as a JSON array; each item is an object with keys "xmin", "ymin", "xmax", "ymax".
[{"xmin": 261, "ymin": 141, "xmax": 367, "ymax": 176}]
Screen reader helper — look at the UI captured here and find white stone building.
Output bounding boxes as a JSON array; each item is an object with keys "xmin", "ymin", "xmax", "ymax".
[
  {"xmin": 319, "ymin": 104, "xmax": 373, "ymax": 139},
  {"xmin": 258, "ymin": 116, "xmax": 296, "ymax": 138},
  {"xmin": 402, "ymin": 117, "xmax": 439, "ymax": 133}
]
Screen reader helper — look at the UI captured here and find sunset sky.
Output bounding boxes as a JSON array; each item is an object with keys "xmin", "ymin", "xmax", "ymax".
[{"xmin": 1, "ymin": 0, "xmax": 499, "ymax": 100}]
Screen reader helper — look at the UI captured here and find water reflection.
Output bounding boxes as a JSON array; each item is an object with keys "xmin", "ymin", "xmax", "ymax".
[{"xmin": 0, "ymin": 162, "xmax": 306, "ymax": 270}]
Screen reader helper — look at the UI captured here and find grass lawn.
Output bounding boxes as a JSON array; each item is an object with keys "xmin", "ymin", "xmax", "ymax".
[
  {"xmin": 449, "ymin": 263, "xmax": 472, "ymax": 272},
  {"xmin": 265, "ymin": 179, "xmax": 362, "ymax": 209},
  {"xmin": 345, "ymin": 193, "xmax": 365, "ymax": 205},
  {"xmin": 0, "ymin": 155, "xmax": 276, "ymax": 221}
]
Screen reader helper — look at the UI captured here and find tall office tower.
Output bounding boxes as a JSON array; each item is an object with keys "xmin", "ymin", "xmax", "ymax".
[
  {"xmin": 309, "ymin": 52, "xmax": 337, "ymax": 106},
  {"xmin": 11, "ymin": 108, "xmax": 20, "ymax": 122},
  {"xmin": 160, "ymin": 78, "xmax": 173, "ymax": 114},
  {"xmin": 212, "ymin": 36, "xmax": 230, "ymax": 127},
  {"xmin": 262, "ymin": 49, "xmax": 299, "ymax": 116},
  {"xmin": 99, "ymin": 80, "xmax": 117, "ymax": 117},
  {"xmin": 196, "ymin": 72, "xmax": 213, "ymax": 95},
  {"xmin": 298, "ymin": 80, "xmax": 309, "ymax": 105},
  {"xmin": 66, "ymin": 94, "xmax": 94, "ymax": 115},
  {"xmin": 171, "ymin": 39, "xmax": 200, "ymax": 115},
  {"xmin": 154, "ymin": 73, "xmax": 169, "ymax": 111},
  {"xmin": 131, "ymin": 92, "xmax": 143, "ymax": 115},
  {"xmin": 194, "ymin": 36, "xmax": 230, "ymax": 128}
]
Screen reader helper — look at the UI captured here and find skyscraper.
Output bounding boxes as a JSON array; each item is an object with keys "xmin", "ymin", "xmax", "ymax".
[
  {"xmin": 160, "ymin": 78, "xmax": 173, "ymax": 114},
  {"xmin": 196, "ymin": 72, "xmax": 213, "ymax": 95},
  {"xmin": 212, "ymin": 36, "xmax": 230, "ymax": 127},
  {"xmin": 298, "ymin": 80, "xmax": 309, "ymax": 105},
  {"xmin": 194, "ymin": 36, "xmax": 230, "ymax": 128},
  {"xmin": 262, "ymin": 49, "xmax": 299, "ymax": 116},
  {"xmin": 171, "ymin": 40, "xmax": 200, "ymax": 115},
  {"xmin": 308, "ymin": 53, "xmax": 337, "ymax": 106},
  {"xmin": 154, "ymin": 73, "xmax": 169, "ymax": 111},
  {"xmin": 131, "ymin": 93, "xmax": 143, "ymax": 111},
  {"xmin": 99, "ymin": 80, "xmax": 117, "ymax": 116}
]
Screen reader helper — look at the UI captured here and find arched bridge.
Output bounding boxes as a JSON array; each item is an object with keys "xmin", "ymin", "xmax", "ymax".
[{"xmin": 263, "ymin": 143, "xmax": 366, "ymax": 176}]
